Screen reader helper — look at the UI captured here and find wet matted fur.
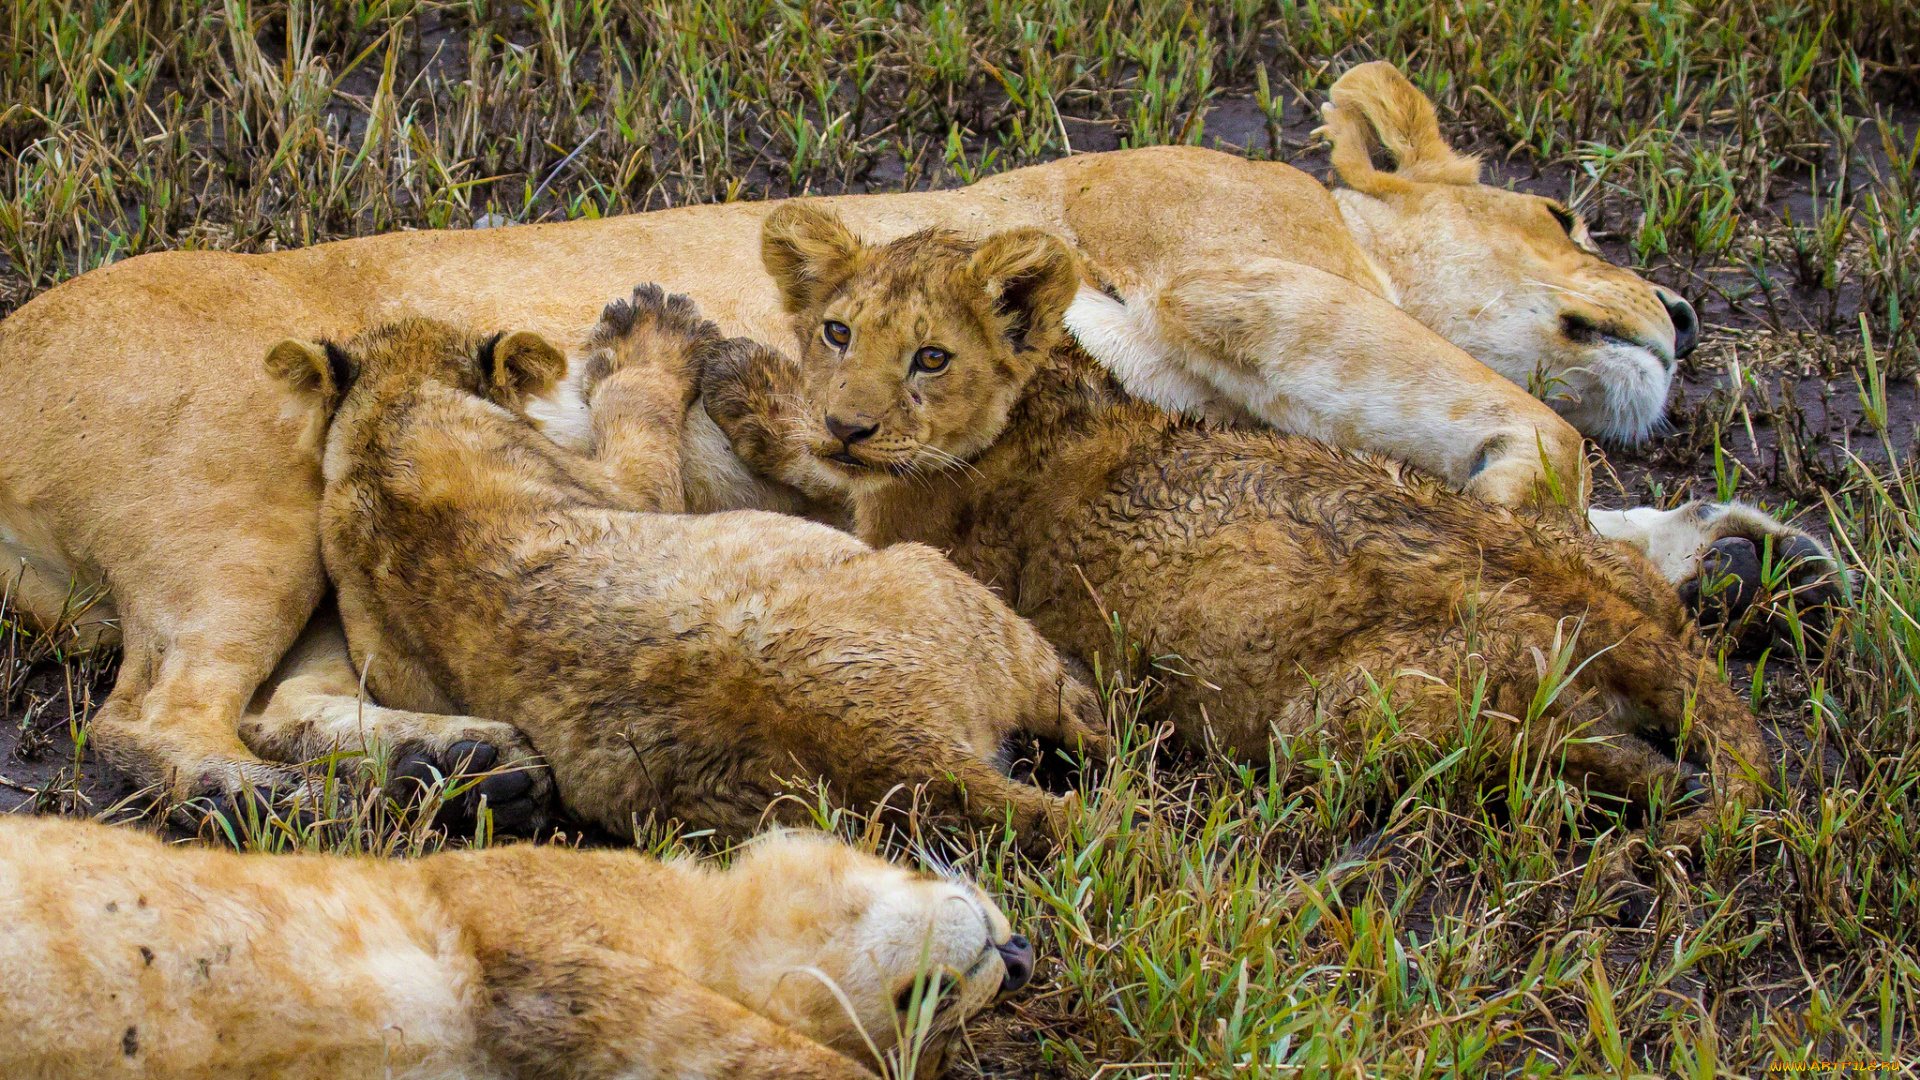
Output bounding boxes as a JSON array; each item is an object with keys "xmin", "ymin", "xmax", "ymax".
[
  {"xmin": 705, "ymin": 207, "xmax": 1772, "ymax": 855},
  {"xmin": 273, "ymin": 289, "xmax": 1108, "ymax": 850}
]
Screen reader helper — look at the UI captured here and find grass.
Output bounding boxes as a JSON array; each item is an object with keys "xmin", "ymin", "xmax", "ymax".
[{"xmin": 4, "ymin": 1, "xmax": 1920, "ymax": 1077}]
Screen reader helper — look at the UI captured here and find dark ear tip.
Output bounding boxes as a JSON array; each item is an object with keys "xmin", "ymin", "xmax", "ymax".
[
  {"xmin": 320, "ymin": 341, "xmax": 357, "ymax": 400},
  {"xmin": 476, "ymin": 331, "xmax": 505, "ymax": 376}
]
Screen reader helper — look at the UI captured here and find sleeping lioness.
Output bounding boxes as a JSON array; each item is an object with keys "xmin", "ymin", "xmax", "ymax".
[
  {"xmin": 702, "ymin": 206, "xmax": 1773, "ymax": 855},
  {"xmin": 0, "ymin": 818, "xmax": 1026, "ymax": 1079},
  {"xmin": 270, "ymin": 287, "xmax": 1107, "ymax": 848}
]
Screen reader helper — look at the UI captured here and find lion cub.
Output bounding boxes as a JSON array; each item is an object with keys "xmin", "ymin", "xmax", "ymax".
[
  {"xmin": 0, "ymin": 816, "xmax": 1025, "ymax": 1079},
  {"xmin": 267, "ymin": 289, "xmax": 1106, "ymax": 850},
  {"xmin": 705, "ymin": 206, "xmax": 1776, "ymax": 854}
]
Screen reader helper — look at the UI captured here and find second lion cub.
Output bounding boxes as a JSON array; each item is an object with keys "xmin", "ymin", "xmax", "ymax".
[
  {"xmin": 267, "ymin": 288, "xmax": 1106, "ymax": 848},
  {"xmin": 706, "ymin": 207, "xmax": 1776, "ymax": 856}
]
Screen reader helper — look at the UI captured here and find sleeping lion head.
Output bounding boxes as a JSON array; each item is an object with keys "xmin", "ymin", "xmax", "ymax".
[
  {"xmin": 723, "ymin": 831, "xmax": 1031, "ymax": 1076},
  {"xmin": 1316, "ymin": 61, "xmax": 1697, "ymax": 441},
  {"xmin": 748, "ymin": 202, "xmax": 1078, "ymax": 491}
]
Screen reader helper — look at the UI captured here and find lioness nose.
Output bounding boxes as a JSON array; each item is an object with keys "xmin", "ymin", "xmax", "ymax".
[
  {"xmin": 996, "ymin": 934, "xmax": 1034, "ymax": 994},
  {"xmin": 826, "ymin": 415, "xmax": 879, "ymax": 444},
  {"xmin": 1656, "ymin": 288, "xmax": 1698, "ymax": 359}
]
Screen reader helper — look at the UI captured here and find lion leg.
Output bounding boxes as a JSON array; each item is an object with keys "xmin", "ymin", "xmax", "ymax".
[
  {"xmin": 1589, "ymin": 500, "xmax": 1847, "ymax": 651},
  {"xmin": 1581, "ymin": 625, "xmax": 1768, "ymax": 840},
  {"xmin": 237, "ymin": 606, "xmax": 554, "ymax": 834},
  {"xmin": 86, "ymin": 563, "xmax": 324, "ymax": 821},
  {"xmin": 1067, "ymin": 267, "xmax": 1591, "ymax": 510},
  {"xmin": 915, "ymin": 756, "xmax": 1080, "ymax": 858},
  {"xmin": 1321, "ymin": 624, "xmax": 1725, "ymax": 848},
  {"xmin": 577, "ymin": 284, "xmax": 731, "ymax": 511},
  {"xmin": 0, "ymin": 506, "xmax": 120, "ymax": 651},
  {"xmin": 697, "ymin": 332, "xmax": 863, "ymax": 512},
  {"xmin": 478, "ymin": 945, "xmax": 877, "ymax": 1080}
]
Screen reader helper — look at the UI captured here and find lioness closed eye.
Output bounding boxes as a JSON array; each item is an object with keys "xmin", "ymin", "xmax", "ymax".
[
  {"xmin": 0, "ymin": 817, "xmax": 1024, "ymax": 1079},
  {"xmin": 705, "ymin": 206, "xmax": 1775, "ymax": 858},
  {"xmin": 272, "ymin": 288, "xmax": 1109, "ymax": 851}
]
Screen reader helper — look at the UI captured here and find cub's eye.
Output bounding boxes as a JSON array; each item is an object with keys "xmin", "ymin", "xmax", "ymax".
[
  {"xmin": 911, "ymin": 346, "xmax": 950, "ymax": 375},
  {"xmin": 822, "ymin": 321, "xmax": 851, "ymax": 349}
]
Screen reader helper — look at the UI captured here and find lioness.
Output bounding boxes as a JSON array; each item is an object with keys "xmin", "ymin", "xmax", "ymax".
[
  {"xmin": 0, "ymin": 818, "xmax": 1026, "ymax": 1079},
  {"xmin": 276, "ymin": 286, "xmax": 1105, "ymax": 846},
  {"xmin": 704, "ymin": 205, "xmax": 1772, "ymax": 853},
  {"xmin": 0, "ymin": 60, "xmax": 1830, "ymax": 809}
]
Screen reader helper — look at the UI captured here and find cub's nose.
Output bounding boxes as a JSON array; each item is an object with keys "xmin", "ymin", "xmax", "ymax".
[
  {"xmin": 996, "ymin": 934, "xmax": 1034, "ymax": 994},
  {"xmin": 825, "ymin": 415, "xmax": 879, "ymax": 445},
  {"xmin": 1656, "ymin": 287, "xmax": 1698, "ymax": 359}
]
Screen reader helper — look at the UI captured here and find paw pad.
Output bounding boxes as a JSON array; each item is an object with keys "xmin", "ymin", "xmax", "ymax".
[
  {"xmin": 390, "ymin": 740, "xmax": 550, "ymax": 836},
  {"xmin": 1680, "ymin": 531, "xmax": 1846, "ymax": 655}
]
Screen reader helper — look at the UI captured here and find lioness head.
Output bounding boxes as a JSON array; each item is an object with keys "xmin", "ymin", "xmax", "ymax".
[
  {"xmin": 1318, "ymin": 61, "xmax": 1697, "ymax": 441},
  {"xmin": 755, "ymin": 204, "xmax": 1078, "ymax": 488},
  {"xmin": 723, "ymin": 832, "xmax": 1028, "ymax": 1075},
  {"xmin": 266, "ymin": 317, "xmax": 567, "ymax": 473}
]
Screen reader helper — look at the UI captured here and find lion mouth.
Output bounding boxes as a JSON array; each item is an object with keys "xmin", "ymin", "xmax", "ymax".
[{"xmin": 818, "ymin": 446, "xmax": 912, "ymax": 477}]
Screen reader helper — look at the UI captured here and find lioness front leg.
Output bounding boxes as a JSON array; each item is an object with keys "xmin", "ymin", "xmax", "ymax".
[
  {"xmin": 1065, "ymin": 266, "xmax": 1591, "ymax": 510},
  {"xmin": 238, "ymin": 607, "xmax": 554, "ymax": 833},
  {"xmin": 479, "ymin": 946, "xmax": 877, "ymax": 1080}
]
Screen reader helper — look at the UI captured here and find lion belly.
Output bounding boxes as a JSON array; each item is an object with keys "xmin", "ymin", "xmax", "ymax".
[{"xmin": 0, "ymin": 818, "xmax": 496, "ymax": 1080}]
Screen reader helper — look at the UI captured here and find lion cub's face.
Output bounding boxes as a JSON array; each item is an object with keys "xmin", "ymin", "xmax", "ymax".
[
  {"xmin": 727, "ymin": 833, "xmax": 1029, "ymax": 1075},
  {"xmin": 758, "ymin": 204, "xmax": 1081, "ymax": 491}
]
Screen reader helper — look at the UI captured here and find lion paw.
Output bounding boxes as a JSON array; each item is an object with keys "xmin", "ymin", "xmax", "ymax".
[
  {"xmin": 388, "ymin": 727, "xmax": 554, "ymax": 836},
  {"xmin": 1591, "ymin": 499, "xmax": 1847, "ymax": 654},
  {"xmin": 580, "ymin": 283, "xmax": 724, "ymax": 409},
  {"xmin": 699, "ymin": 339, "xmax": 848, "ymax": 502},
  {"xmin": 180, "ymin": 762, "xmax": 327, "ymax": 843}
]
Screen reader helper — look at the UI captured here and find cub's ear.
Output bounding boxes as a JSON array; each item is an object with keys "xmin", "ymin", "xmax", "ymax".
[
  {"xmin": 1314, "ymin": 61, "xmax": 1480, "ymax": 196},
  {"xmin": 265, "ymin": 338, "xmax": 356, "ymax": 414},
  {"xmin": 762, "ymin": 203, "xmax": 861, "ymax": 314},
  {"xmin": 481, "ymin": 330, "xmax": 567, "ymax": 409},
  {"xmin": 965, "ymin": 228, "xmax": 1080, "ymax": 354}
]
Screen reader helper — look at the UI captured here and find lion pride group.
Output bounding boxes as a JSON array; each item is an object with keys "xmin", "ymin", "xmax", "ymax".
[{"xmin": 0, "ymin": 63, "xmax": 1842, "ymax": 1076}]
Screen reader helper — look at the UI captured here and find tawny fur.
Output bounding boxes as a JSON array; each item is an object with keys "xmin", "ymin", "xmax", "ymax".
[
  {"xmin": 0, "ymin": 62, "xmax": 1830, "ymax": 811},
  {"xmin": 710, "ymin": 209, "xmax": 1772, "ymax": 853},
  {"xmin": 283, "ymin": 292, "xmax": 1107, "ymax": 849},
  {"xmin": 0, "ymin": 818, "xmax": 1017, "ymax": 1079}
]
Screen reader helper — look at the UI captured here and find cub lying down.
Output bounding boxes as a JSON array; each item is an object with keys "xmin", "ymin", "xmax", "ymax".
[
  {"xmin": 0, "ymin": 817, "xmax": 1024, "ymax": 1079},
  {"xmin": 269, "ymin": 289, "xmax": 1107, "ymax": 848},
  {"xmin": 709, "ymin": 207, "xmax": 1775, "ymax": 854}
]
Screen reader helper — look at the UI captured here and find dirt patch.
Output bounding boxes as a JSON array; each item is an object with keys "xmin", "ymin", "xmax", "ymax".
[{"xmin": 0, "ymin": 646, "xmax": 137, "ymax": 816}]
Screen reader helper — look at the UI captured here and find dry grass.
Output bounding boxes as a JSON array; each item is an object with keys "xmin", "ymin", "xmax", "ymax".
[{"xmin": 4, "ymin": 2, "xmax": 1920, "ymax": 1077}]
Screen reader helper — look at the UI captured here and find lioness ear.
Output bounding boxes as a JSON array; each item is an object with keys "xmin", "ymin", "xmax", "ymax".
[
  {"xmin": 1315, "ymin": 61, "xmax": 1480, "ymax": 196},
  {"xmin": 265, "ymin": 338, "xmax": 355, "ymax": 414},
  {"xmin": 965, "ymin": 229, "xmax": 1080, "ymax": 354},
  {"xmin": 482, "ymin": 330, "xmax": 567, "ymax": 408},
  {"xmin": 762, "ymin": 203, "xmax": 861, "ymax": 314}
]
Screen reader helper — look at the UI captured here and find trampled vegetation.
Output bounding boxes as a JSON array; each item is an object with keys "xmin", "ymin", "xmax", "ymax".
[{"xmin": 3, "ymin": 2, "xmax": 1919, "ymax": 1076}]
